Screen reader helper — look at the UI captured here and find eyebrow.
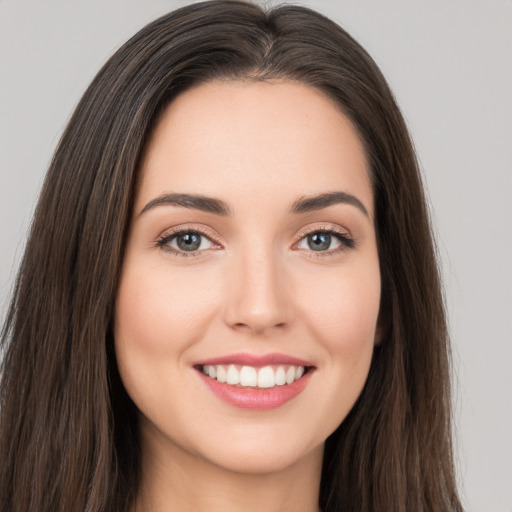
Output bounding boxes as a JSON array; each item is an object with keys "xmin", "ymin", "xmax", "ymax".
[
  {"xmin": 290, "ymin": 191, "xmax": 369, "ymax": 217},
  {"xmin": 139, "ymin": 193, "xmax": 232, "ymax": 216},
  {"xmin": 139, "ymin": 191, "xmax": 369, "ymax": 218}
]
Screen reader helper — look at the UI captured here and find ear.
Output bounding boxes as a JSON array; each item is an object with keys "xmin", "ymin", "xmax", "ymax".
[
  {"xmin": 374, "ymin": 300, "xmax": 390, "ymax": 346},
  {"xmin": 374, "ymin": 321, "xmax": 385, "ymax": 346}
]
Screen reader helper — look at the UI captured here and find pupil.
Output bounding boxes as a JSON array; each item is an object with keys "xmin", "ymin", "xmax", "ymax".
[
  {"xmin": 308, "ymin": 233, "xmax": 331, "ymax": 251},
  {"xmin": 177, "ymin": 233, "xmax": 201, "ymax": 251}
]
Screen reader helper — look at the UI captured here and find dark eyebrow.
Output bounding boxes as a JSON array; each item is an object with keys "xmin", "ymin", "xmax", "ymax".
[
  {"xmin": 290, "ymin": 192, "xmax": 369, "ymax": 217},
  {"xmin": 139, "ymin": 190, "xmax": 369, "ymax": 218},
  {"xmin": 139, "ymin": 193, "xmax": 232, "ymax": 217}
]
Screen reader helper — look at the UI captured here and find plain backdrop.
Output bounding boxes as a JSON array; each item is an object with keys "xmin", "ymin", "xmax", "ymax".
[{"xmin": 0, "ymin": 1, "xmax": 511, "ymax": 510}]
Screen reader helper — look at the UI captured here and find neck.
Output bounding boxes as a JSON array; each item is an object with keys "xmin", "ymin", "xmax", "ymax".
[{"xmin": 134, "ymin": 427, "xmax": 324, "ymax": 512}]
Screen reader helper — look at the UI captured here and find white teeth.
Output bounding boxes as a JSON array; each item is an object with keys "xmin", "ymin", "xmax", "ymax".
[
  {"xmin": 216, "ymin": 365, "xmax": 227, "ymax": 383},
  {"xmin": 240, "ymin": 366, "xmax": 257, "ymax": 387},
  {"xmin": 258, "ymin": 366, "xmax": 275, "ymax": 388},
  {"xmin": 201, "ymin": 363, "xmax": 309, "ymax": 388},
  {"xmin": 275, "ymin": 366, "xmax": 286, "ymax": 386},
  {"xmin": 226, "ymin": 364, "xmax": 240, "ymax": 385}
]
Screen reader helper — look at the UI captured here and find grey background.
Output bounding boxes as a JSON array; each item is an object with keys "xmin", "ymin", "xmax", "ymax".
[{"xmin": 1, "ymin": 1, "xmax": 511, "ymax": 510}]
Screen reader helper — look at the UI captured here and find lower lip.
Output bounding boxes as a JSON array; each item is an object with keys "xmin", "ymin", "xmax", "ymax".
[{"xmin": 197, "ymin": 370, "xmax": 313, "ymax": 410}]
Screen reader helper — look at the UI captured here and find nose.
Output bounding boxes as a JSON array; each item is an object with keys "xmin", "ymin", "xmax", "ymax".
[{"xmin": 222, "ymin": 244, "xmax": 292, "ymax": 336}]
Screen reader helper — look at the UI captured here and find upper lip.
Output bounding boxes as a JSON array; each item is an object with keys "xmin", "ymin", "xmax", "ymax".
[{"xmin": 194, "ymin": 352, "xmax": 314, "ymax": 368}]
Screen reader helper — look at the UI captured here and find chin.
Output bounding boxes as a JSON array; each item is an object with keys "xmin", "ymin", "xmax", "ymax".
[{"xmin": 203, "ymin": 438, "xmax": 324, "ymax": 476}]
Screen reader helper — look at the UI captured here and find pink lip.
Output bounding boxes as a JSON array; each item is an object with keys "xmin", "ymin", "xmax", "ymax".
[
  {"xmin": 197, "ymin": 370, "xmax": 313, "ymax": 410},
  {"xmin": 194, "ymin": 353, "xmax": 315, "ymax": 410},
  {"xmin": 194, "ymin": 352, "xmax": 314, "ymax": 368}
]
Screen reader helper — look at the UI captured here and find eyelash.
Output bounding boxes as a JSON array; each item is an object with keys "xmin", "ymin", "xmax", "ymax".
[
  {"xmin": 294, "ymin": 225, "xmax": 355, "ymax": 258},
  {"xmin": 156, "ymin": 225, "xmax": 355, "ymax": 259}
]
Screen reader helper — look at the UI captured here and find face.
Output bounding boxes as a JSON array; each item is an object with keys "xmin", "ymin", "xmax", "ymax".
[{"xmin": 114, "ymin": 80, "xmax": 381, "ymax": 475}]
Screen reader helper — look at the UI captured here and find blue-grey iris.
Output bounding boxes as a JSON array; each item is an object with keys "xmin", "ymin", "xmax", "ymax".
[
  {"xmin": 177, "ymin": 233, "xmax": 201, "ymax": 251},
  {"xmin": 308, "ymin": 233, "xmax": 331, "ymax": 251}
]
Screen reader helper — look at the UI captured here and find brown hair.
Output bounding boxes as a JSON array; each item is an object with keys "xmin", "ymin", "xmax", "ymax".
[{"xmin": 0, "ymin": 1, "xmax": 463, "ymax": 511}]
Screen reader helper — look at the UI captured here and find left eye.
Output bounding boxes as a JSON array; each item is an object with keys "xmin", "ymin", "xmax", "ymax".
[
  {"xmin": 296, "ymin": 231, "xmax": 344, "ymax": 252},
  {"xmin": 159, "ymin": 231, "xmax": 215, "ymax": 253}
]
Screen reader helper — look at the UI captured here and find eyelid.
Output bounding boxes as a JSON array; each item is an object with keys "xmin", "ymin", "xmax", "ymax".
[
  {"xmin": 157, "ymin": 224, "xmax": 222, "ymax": 244},
  {"xmin": 291, "ymin": 222, "xmax": 355, "ymax": 257},
  {"xmin": 156, "ymin": 224, "xmax": 223, "ymax": 257},
  {"xmin": 293, "ymin": 222, "xmax": 352, "ymax": 242}
]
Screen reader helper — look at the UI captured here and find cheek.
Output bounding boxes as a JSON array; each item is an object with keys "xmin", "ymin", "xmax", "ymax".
[
  {"xmin": 298, "ymin": 262, "xmax": 381, "ymax": 355},
  {"xmin": 113, "ymin": 261, "xmax": 223, "ymax": 422},
  {"xmin": 115, "ymin": 262, "xmax": 219, "ymax": 355},
  {"xmin": 289, "ymin": 257, "xmax": 380, "ymax": 438}
]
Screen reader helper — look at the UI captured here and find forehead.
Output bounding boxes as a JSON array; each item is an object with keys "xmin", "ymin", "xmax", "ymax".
[{"xmin": 136, "ymin": 79, "xmax": 373, "ymax": 218}]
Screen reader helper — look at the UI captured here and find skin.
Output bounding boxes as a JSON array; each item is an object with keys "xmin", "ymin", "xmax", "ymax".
[{"xmin": 114, "ymin": 80, "xmax": 381, "ymax": 512}]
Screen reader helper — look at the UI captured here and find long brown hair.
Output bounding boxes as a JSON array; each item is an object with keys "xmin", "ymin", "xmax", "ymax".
[{"xmin": 0, "ymin": 1, "xmax": 463, "ymax": 511}]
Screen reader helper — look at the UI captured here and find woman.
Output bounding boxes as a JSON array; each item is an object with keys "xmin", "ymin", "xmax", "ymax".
[{"xmin": 0, "ymin": 1, "xmax": 464, "ymax": 511}]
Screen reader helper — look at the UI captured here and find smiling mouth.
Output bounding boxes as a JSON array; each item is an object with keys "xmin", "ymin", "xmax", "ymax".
[{"xmin": 196, "ymin": 364, "xmax": 313, "ymax": 389}]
